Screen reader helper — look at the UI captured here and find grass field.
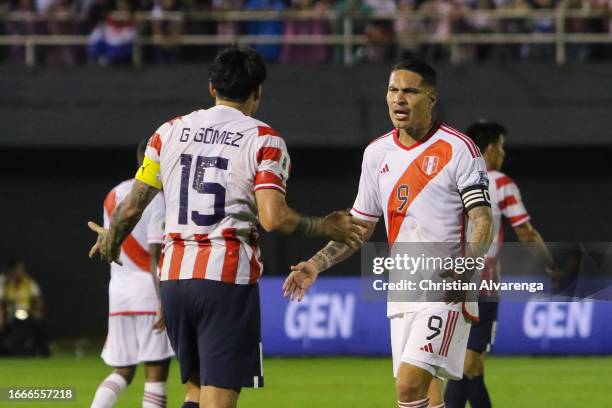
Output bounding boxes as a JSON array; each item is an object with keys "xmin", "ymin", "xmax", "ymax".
[{"xmin": 0, "ymin": 355, "xmax": 610, "ymax": 407}]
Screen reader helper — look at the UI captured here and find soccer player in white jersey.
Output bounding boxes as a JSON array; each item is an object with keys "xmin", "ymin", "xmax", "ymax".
[
  {"xmin": 283, "ymin": 60, "xmax": 494, "ymax": 408},
  {"xmin": 91, "ymin": 140, "xmax": 174, "ymax": 408},
  {"xmin": 444, "ymin": 120, "xmax": 561, "ymax": 408},
  {"xmin": 88, "ymin": 47, "xmax": 367, "ymax": 408}
]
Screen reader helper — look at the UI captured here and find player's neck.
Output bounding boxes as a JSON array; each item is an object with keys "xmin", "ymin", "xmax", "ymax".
[
  {"xmin": 215, "ymin": 100, "xmax": 254, "ymax": 117},
  {"xmin": 398, "ymin": 120, "xmax": 435, "ymax": 146}
]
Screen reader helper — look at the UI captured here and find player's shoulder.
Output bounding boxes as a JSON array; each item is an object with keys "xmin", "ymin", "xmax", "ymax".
[
  {"xmin": 249, "ymin": 117, "xmax": 283, "ymax": 138},
  {"xmin": 489, "ymin": 170, "xmax": 517, "ymax": 189},
  {"xmin": 365, "ymin": 129, "xmax": 395, "ymax": 154},
  {"xmin": 112, "ymin": 178, "xmax": 135, "ymax": 197},
  {"xmin": 436, "ymin": 123, "xmax": 482, "ymax": 158}
]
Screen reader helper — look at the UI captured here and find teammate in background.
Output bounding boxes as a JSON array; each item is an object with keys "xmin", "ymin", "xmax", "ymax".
[
  {"xmin": 88, "ymin": 46, "xmax": 367, "ymax": 408},
  {"xmin": 91, "ymin": 140, "xmax": 174, "ymax": 408},
  {"xmin": 444, "ymin": 120, "xmax": 561, "ymax": 408},
  {"xmin": 284, "ymin": 60, "xmax": 493, "ymax": 408}
]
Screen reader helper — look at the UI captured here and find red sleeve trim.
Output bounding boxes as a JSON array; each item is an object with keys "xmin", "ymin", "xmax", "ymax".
[
  {"xmin": 495, "ymin": 175, "xmax": 514, "ymax": 189},
  {"xmin": 441, "ymin": 125, "xmax": 481, "ymax": 158},
  {"xmin": 148, "ymin": 133, "xmax": 163, "ymax": 156},
  {"xmin": 258, "ymin": 126, "xmax": 281, "ymax": 137},
  {"xmin": 254, "ymin": 184, "xmax": 286, "ymax": 194},
  {"xmin": 256, "ymin": 147, "xmax": 283, "ymax": 164},
  {"xmin": 508, "ymin": 214, "xmax": 530, "ymax": 226},
  {"xmin": 351, "ymin": 207, "xmax": 381, "ymax": 218},
  {"xmin": 255, "ymin": 171, "xmax": 285, "ymax": 188},
  {"xmin": 498, "ymin": 195, "xmax": 518, "ymax": 211}
]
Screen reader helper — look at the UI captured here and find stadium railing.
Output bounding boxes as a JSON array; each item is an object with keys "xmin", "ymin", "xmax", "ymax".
[{"xmin": 0, "ymin": 7, "xmax": 610, "ymax": 67}]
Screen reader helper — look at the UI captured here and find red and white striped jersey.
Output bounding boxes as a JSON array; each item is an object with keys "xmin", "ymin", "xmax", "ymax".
[
  {"xmin": 103, "ymin": 179, "xmax": 165, "ymax": 314},
  {"xmin": 477, "ymin": 170, "xmax": 530, "ymax": 298},
  {"xmin": 350, "ymin": 123, "xmax": 489, "ymax": 317},
  {"xmin": 143, "ymin": 105, "xmax": 290, "ymax": 284},
  {"xmin": 486, "ymin": 170, "xmax": 530, "ymax": 258}
]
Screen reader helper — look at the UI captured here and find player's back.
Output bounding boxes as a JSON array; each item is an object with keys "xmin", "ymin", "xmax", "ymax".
[
  {"xmin": 147, "ymin": 105, "xmax": 289, "ymax": 284},
  {"xmin": 103, "ymin": 179, "xmax": 165, "ymax": 313}
]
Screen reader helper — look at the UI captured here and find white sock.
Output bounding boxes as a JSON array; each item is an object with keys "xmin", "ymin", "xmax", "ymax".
[
  {"xmin": 143, "ymin": 382, "xmax": 167, "ymax": 408},
  {"xmin": 91, "ymin": 373, "xmax": 127, "ymax": 408}
]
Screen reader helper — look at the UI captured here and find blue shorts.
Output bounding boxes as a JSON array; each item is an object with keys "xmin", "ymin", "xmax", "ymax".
[
  {"xmin": 467, "ymin": 301, "xmax": 498, "ymax": 353},
  {"xmin": 160, "ymin": 279, "xmax": 264, "ymax": 388}
]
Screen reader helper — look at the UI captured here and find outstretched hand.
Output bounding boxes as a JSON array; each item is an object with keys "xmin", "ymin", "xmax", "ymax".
[
  {"xmin": 88, "ymin": 221, "xmax": 122, "ymax": 265},
  {"xmin": 283, "ymin": 261, "xmax": 320, "ymax": 302}
]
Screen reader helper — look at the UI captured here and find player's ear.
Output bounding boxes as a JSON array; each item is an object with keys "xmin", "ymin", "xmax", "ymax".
[
  {"xmin": 429, "ymin": 91, "xmax": 438, "ymax": 108},
  {"xmin": 208, "ymin": 82, "xmax": 217, "ymax": 99},
  {"xmin": 253, "ymin": 85, "xmax": 262, "ymax": 102}
]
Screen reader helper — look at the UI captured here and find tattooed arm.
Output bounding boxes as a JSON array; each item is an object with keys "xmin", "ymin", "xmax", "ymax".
[
  {"xmin": 466, "ymin": 205, "xmax": 494, "ymax": 260},
  {"xmin": 88, "ymin": 180, "xmax": 159, "ymax": 264},
  {"xmin": 282, "ymin": 220, "xmax": 377, "ymax": 301}
]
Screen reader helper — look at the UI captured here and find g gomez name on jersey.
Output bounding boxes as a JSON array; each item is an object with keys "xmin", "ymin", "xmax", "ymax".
[{"xmin": 179, "ymin": 126, "xmax": 245, "ymax": 148}]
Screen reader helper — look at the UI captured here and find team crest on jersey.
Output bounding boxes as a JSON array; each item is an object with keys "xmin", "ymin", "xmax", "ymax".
[{"xmin": 422, "ymin": 156, "xmax": 439, "ymax": 176}]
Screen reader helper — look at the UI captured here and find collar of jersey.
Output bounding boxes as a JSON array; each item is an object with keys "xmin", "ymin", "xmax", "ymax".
[{"xmin": 393, "ymin": 120, "xmax": 441, "ymax": 152}]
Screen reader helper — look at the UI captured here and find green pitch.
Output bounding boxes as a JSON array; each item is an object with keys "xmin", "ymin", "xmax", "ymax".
[{"xmin": 0, "ymin": 355, "xmax": 609, "ymax": 407}]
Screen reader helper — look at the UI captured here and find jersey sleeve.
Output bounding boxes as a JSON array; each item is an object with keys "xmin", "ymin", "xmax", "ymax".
[
  {"xmin": 146, "ymin": 193, "xmax": 165, "ymax": 244},
  {"xmin": 254, "ymin": 127, "xmax": 291, "ymax": 194},
  {"xmin": 350, "ymin": 147, "xmax": 382, "ymax": 222},
  {"xmin": 497, "ymin": 175, "xmax": 530, "ymax": 227},
  {"xmin": 135, "ymin": 123, "xmax": 170, "ymax": 190},
  {"xmin": 454, "ymin": 144, "xmax": 491, "ymax": 212}
]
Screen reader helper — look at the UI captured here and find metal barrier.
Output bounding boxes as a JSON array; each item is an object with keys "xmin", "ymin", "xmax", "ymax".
[{"xmin": 0, "ymin": 7, "xmax": 610, "ymax": 66}]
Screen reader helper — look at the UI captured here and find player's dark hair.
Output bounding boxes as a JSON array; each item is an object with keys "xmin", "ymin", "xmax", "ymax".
[
  {"xmin": 208, "ymin": 47, "xmax": 267, "ymax": 103},
  {"xmin": 466, "ymin": 120, "xmax": 507, "ymax": 152},
  {"xmin": 391, "ymin": 60, "xmax": 437, "ymax": 89}
]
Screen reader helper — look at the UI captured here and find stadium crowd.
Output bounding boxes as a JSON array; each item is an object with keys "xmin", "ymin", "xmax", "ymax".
[{"xmin": 1, "ymin": 0, "xmax": 611, "ymax": 65}]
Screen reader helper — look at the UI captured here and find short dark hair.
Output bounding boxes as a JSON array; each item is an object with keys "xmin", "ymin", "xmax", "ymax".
[
  {"xmin": 466, "ymin": 120, "xmax": 507, "ymax": 152},
  {"xmin": 208, "ymin": 47, "xmax": 267, "ymax": 103},
  {"xmin": 391, "ymin": 60, "xmax": 437, "ymax": 89}
]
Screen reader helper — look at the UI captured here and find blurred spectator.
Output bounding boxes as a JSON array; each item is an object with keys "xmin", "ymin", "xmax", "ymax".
[
  {"xmin": 521, "ymin": 0, "xmax": 556, "ymax": 60},
  {"xmin": 362, "ymin": 0, "xmax": 397, "ymax": 62},
  {"xmin": 44, "ymin": 0, "xmax": 78, "ymax": 66},
  {"xmin": 5, "ymin": 0, "xmax": 40, "ymax": 64},
  {"xmin": 463, "ymin": 0, "xmax": 499, "ymax": 62},
  {"xmin": 395, "ymin": 0, "xmax": 423, "ymax": 59},
  {"xmin": 280, "ymin": 0, "xmax": 333, "ymax": 63},
  {"xmin": 88, "ymin": 0, "xmax": 136, "ymax": 65},
  {"xmin": 244, "ymin": 0, "xmax": 285, "ymax": 61},
  {"xmin": 0, "ymin": 259, "xmax": 50, "ymax": 357},
  {"xmin": 213, "ymin": 0, "xmax": 242, "ymax": 37},
  {"xmin": 151, "ymin": 0, "xmax": 184, "ymax": 62}
]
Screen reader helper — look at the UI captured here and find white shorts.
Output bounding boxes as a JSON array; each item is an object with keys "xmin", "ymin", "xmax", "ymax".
[
  {"xmin": 391, "ymin": 304, "xmax": 471, "ymax": 380},
  {"xmin": 101, "ymin": 314, "xmax": 175, "ymax": 367}
]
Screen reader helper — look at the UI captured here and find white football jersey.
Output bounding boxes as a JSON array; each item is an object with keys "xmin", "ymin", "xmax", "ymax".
[
  {"xmin": 103, "ymin": 179, "xmax": 165, "ymax": 314},
  {"xmin": 350, "ymin": 122, "xmax": 489, "ymax": 316},
  {"xmin": 142, "ymin": 105, "xmax": 290, "ymax": 284}
]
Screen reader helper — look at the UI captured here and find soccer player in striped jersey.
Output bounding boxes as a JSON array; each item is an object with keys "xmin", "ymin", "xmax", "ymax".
[
  {"xmin": 88, "ymin": 47, "xmax": 367, "ymax": 408},
  {"xmin": 91, "ymin": 140, "xmax": 174, "ymax": 408},
  {"xmin": 444, "ymin": 120, "xmax": 561, "ymax": 408},
  {"xmin": 284, "ymin": 60, "xmax": 493, "ymax": 408}
]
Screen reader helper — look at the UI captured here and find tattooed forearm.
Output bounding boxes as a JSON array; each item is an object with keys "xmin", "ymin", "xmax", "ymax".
[
  {"xmin": 108, "ymin": 181, "xmax": 159, "ymax": 249},
  {"xmin": 309, "ymin": 241, "xmax": 356, "ymax": 273},
  {"xmin": 467, "ymin": 205, "xmax": 493, "ymax": 259},
  {"xmin": 308, "ymin": 220, "xmax": 377, "ymax": 273}
]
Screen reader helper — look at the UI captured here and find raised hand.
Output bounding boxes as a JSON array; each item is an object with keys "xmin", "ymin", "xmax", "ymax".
[
  {"xmin": 87, "ymin": 221, "xmax": 122, "ymax": 265},
  {"xmin": 283, "ymin": 261, "xmax": 320, "ymax": 302}
]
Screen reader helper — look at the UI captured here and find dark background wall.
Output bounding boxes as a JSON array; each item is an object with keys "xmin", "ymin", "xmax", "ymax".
[{"xmin": 0, "ymin": 64, "xmax": 610, "ymax": 338}]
